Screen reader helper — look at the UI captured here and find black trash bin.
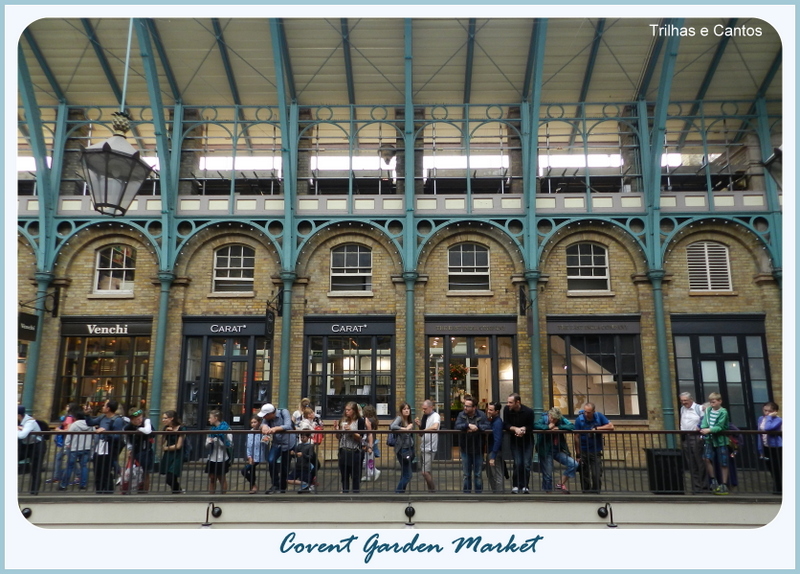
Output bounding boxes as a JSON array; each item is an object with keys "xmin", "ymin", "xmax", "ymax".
[{"xmin": 644, "ymin": 448, "xmax": 684, "ymax": 494}]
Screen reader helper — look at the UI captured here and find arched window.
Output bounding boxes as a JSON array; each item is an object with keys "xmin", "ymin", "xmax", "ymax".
[
  {"xmin": 94, "ymin": 245, "xmax": 136, "ymax": 293},
  {"xmin": 214, "ymin": 244, "xmax": 256, "ymax": 292},
  {"xmin": 330, "ymin": 244, "xmax": 372, "ymax": 291},
  {"xmin": 686, "ymin": 241, "xmax": 732, "ymax": 291},
  {"xmin": 448, "ymin": 243, "xmax": 490, "ymax": 291},
  {"xmin": 566, "ymin": 242, "xmax": 609, "ymax": 291}
]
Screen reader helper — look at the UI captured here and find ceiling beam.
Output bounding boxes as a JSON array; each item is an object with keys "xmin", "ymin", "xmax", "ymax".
[
  {"xmin": 145, "ymin": 19, "xmax": 181, "ymax": 103},
  {"xmin": 340, "ymin": 19, "xmax": 356, "ymax": 106},
  {"xmin": 568, "ymin": 18, "xmax": 606, "ymax": 148},
  {"xmin": 676, "ymin": 18, "xmax": 737, "ymax": 149},
  {"xmin": 463, "ymin": 18, "xmax": 477, "ymax": 105},
  {"xmin": 22, "ymin": 29, "xmax": 66, "ymax": 104},
  {"xmin": 635, "ymin": 19, "xmax": 666, "ymax": 101},
  {"xmin": 521, "ymin": 19, "xmax": 540, "ymax": 101},
  {"xmin": 81, "ymin": 19, "xmax": 123, "ymax": 104},
  {"xmin": 276, "ymin": 19, "xmax": 297, "ymax": 103},
  {"xmin": 212, "ymin": 18, "xmax": 242, "ymax": 106},
  {"xmin": 734, "ymin": 47, "xmax": 782, "ymax": 144},
  {"xmin": 211, "ymin": 18, "xmax": 252, "ymax": 150}
]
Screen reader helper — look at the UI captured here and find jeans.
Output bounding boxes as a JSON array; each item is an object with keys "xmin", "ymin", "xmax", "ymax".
[
  {"xmin": 578, "ymin": 451, "xmax": 602, "ymax": 492},
  {"xmin": 267, "ymin": 446, "xmax": 290, "ymax": 491},
  {"xmin": 510, "ymin": 439, "xmax": 533, "ymax": 490},
  {"xmin": 52, "ymin": 445, "xmax": 67, "ymax": 482},
  {"xmin": 539, "ymin": 450, "xmax": 579, "ymax": 491},
  {"xmin": 460, "ymin": 450, "xmax": 483, "ymax": 493},
  {"xmin": 395, "ymin": 448, "xmax": 414, "ymax": 493},
  {"xmin": 63, "ymin": 449, "xmax": 91, "ymax": 488}
]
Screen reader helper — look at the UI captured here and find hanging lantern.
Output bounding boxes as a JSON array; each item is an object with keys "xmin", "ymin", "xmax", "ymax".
[{"xmin": 80, "ymin": 111, "xmax": 153, "ymax": 216}]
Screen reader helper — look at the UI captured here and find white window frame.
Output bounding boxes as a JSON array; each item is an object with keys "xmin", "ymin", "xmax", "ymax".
[
  {"xmin": 566, "ymin": 242, "xmax": 610, "ymax": 292},
  {"xmin": 448, "ymin": 243, "xmax": 490, "ymax": 291},
  {"xmin": 213, "ymin": 244, "xmax": 256, "ymax": 293},
  {"xmin": 94, "ymin": 245, "xmax": 136, "ymax": 293},
  {"xmin": 330, "ymin": 244, "xmax": 372, "ymax": 292},
  {"xmin": 686, "ymin": 241, "xmax": 732, "ymax": 291}
]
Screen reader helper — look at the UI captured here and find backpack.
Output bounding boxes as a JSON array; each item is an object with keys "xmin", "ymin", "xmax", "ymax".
[
  {"xmin": 386, "ymin": 433, "xmax": 397, "ymax": 447},
  {"xmin": 36, "ymin": 420, "xmax": 51, "ymax": 441}
]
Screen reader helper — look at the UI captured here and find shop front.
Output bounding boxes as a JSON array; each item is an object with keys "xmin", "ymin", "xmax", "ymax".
[
  {"xmin": 425, "ymin": 315, "xmax": 518, "ymax": 455},
  {"xmin": 303, "ymin": 316, "xmax": 395, "ymax": 419},
  {"xmin": 54, "ymin": 317, "xmax": 153, "ymax": 419},
  {"xmin": 180, "ymin": 316, "xmax": 274, "ymax": 429}
]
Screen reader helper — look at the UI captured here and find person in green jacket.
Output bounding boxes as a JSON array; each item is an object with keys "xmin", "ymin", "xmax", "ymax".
[
  {"xmin": 699, "ymin": 392, "xmax": 730, "ymax": 495},
  {"xmin": 535, "ymin": 407, "xmax": 579, "ymax": 493}
]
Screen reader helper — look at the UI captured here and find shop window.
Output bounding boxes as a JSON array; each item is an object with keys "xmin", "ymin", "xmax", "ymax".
[
  {"xmin": 54, "ymin": 334, "xmax": 151, "ymax": 420},
  {"xmin": 94, "ymin": 245, "xmax": 136, "ymax": 293},
  {"xmin": 448, "ymin": 243, "xmax": 490, "ymax": 291},
  {"xmin": 330, "ymin": 244, "xmax": 372, "ymax": 292},
  {"xmin": 305, "ymin": 334, "xmax": 393, "ymax": 418},
  {"xmin": 686, "ymin": 241, "xmax": 732, "ymax": 291},
  {"xmin": 213, "ymin": 244, "xmax": 255, "ymax": 293},
  {"xmin": 566, "ymin": 242, "xmax": 609, "ymax": 292},
  {"xmin": 549, "ymin": 332, "xmax": 644, "ymax": 417}
]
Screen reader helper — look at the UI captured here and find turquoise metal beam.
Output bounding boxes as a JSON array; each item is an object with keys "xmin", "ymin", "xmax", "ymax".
[
  {"xmin": 340, "ymin": 19, "xmax": 356, "ymax": 105},
  {"xmin": 22, "ymin": 29, "xmax": 66, "ymax": 103},
  {"xmin": 81, "ymin": 18, "xmax": 122, "ymax": 104},
  {"xmin": 403, "ymin": 18, "xmax": 417, "ymax": 410},
  {"xmin": 145, "ymin": 19, "xmax": 181, "ymax": 102},
  {"xmin": 521, "ymin": 19, "xmax": 538, "ymax": 101},
  {"xmin": 755, "ymin": 97, "xmax": 782, "ymax": 278},
  {"xmin": 276, "ymin": 19, "xmax": 297, "ymax": 102},
  {"xmin": 213, "ymin": 18, "xmax": 242, "ymax": 106},
  {"xmin": 135, "ymin": 18, "xmax": 175, "ymax": 424},
  {"xmin": 676, "ymin": 19, "xmax": 736, "ymax": 149},
  {"xmin": 271, "ymin": 18, "xmax": 297, "ymax": 410},
  {"xmin": 463, "ymin": 19, "xmax": 476, "ymax": 105},
  {"xmin": 18, "ymin": 45, "xmax": 57, "ymax": 413},
  {"xmin": 568, "ymin": 18, "xmax": 605, "ymax": 148},
  {"xmin": 635, "ymin": 21, "xmax": 665, "ymax": 101},
  {"xmin": 734, "ymin": 48, "xmax": 782, "ymax": 144},
  {"xmin": 523, "ymin": 17, "xmax": 547, "ymax": 417},
  {"xmin": 644, "ymin": 21, "xmax": 683, "ymax": 434}
]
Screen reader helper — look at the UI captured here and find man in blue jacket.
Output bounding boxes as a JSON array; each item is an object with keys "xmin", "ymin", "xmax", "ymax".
[
  {"xmin": 573, "ymin": 402, "xmax": 614, "ymax": 493},
  {"xmin": 485, "ymin": 401, "xmax": 505, "ymax": 493},
  {"xmin": 454, "ymin": 396, "xmax": 491, "ymax": 493},
  {"xmin": 85, "ymin": 400, "xmax": 126, "ymax": 494}
]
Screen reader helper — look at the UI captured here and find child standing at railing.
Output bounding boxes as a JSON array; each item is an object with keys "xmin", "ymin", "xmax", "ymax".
[
  {"xmin": 290, "ymin": 421, "xmax": 318, "ymax": 493},
  {"xmin": 243, "ymin": 415, "xmax": 266, "ymax": 494}
]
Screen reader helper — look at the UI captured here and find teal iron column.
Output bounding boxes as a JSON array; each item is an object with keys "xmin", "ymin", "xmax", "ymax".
[
  {"xmin": 640, "ymin": 22, "xmax": 683, "ymax": 433},
  {"xmin": 18, "ymin": 45, "xmax": 59, "ymax": 412},
  {"xmin": 403, "ymin": 19, "xmax": 418, "ymax": 409},
  {"xmin": 522, "ymin": 19, "xmax": 547, "ymax": 417},
  {"xmin": 755, "ymin": 97, "xmax": 782, "ymax": 285},
  {"xmin": 271, "ymin": 19, "xmax": 298, "ymax": 410},
  {"xmin": 136, "ymin": 19, "xmax": 175, "ymax": 423},
  {"xmin": 21, "ymin": 273, "xmax": 54, "ymax": 411}
]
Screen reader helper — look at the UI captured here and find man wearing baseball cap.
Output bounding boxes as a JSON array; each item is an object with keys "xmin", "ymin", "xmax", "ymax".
[{"xmin": 259, "ymin": 403, "xmax": 296, "ymax": 494}]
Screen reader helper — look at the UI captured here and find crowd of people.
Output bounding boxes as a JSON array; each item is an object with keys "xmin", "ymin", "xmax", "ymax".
[{"xmin": 18, "ymin": 393, "xmax": 782, "ymax": 496}]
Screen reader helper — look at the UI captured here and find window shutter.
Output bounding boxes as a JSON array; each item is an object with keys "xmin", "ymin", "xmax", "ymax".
[{"xmin": 687, "ymin": 241, "xmax": 731, "ymax": 291}]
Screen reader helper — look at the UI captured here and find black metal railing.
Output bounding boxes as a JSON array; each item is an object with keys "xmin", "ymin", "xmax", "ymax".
[{"xmin": 17, "ymin": 429, "xmax": 782, "ymax": 497}]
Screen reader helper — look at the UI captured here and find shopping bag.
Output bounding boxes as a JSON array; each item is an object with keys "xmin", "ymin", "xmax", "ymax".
[
  {"xmin": 363, "ymin": 451, "xmax": 376, "ymax": 481},
  {"xmin": 121, "ymin": 459, "xmax": 142, "ymax": 493}
]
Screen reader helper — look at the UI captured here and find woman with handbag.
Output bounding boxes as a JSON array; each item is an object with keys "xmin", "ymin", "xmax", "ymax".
[
  {"xmin": 333, "ymin": 402, "xmax": 365, "ymax": 493},
  {"xmin": 160, "ymin": 410, "xmax": 185, "ymax": 494},
  {"xmin": 390, "ymin": 402, "xmax": 415, "ymax": 493}
]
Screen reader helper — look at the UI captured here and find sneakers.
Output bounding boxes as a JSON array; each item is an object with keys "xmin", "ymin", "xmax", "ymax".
[
  {"xmin": 522, "ymin": 487, "xmax": 530, "ymax": 494},
  {"xmin": 556, "ymin": 484, "xmax": 570, "ymax": 494},
  {"xmin": 714, "ymin": 484, "xmax": 729, "ymax": 496},
  {"xmin": 45, "ymin": 478, "xmax": 59, "ymax": 484},
  {"xmin": 511, "ymin": 487, "xmax": 519, "ymax": 494},
  {"xmin": 710, "ymin": 479, "xmax": 719, "ymax": 491}
]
